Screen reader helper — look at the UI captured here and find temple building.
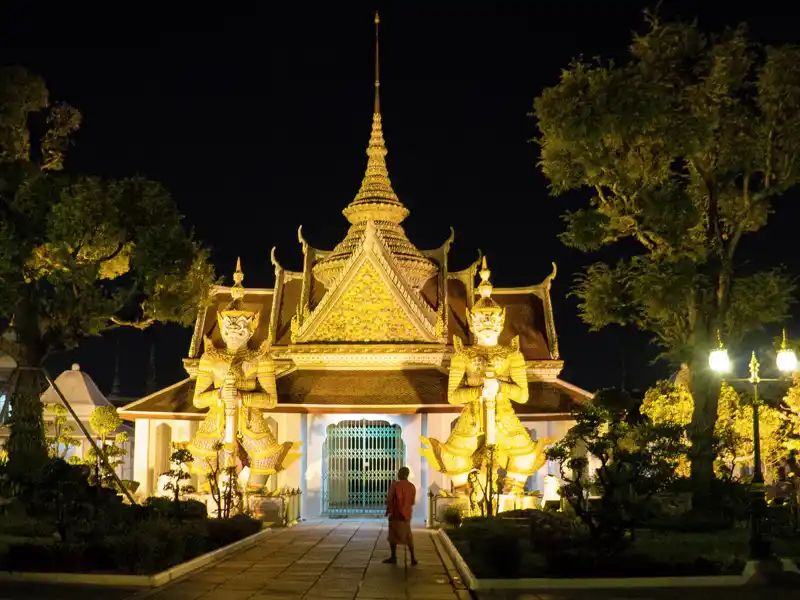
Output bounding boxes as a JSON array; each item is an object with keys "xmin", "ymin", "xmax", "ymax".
[{"xmin": 119, "ymin": 16, "xmax": 591, "ymax": 519}]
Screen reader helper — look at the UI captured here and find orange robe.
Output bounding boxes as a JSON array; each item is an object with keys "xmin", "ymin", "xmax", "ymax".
[{"xmin": 386, "ymin": 480, "xmax": 416, "ymax": 546}]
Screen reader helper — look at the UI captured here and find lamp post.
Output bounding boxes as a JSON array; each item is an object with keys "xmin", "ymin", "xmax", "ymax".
[{"xmin": 709, "ymin": 330, "xmax": 798, "ymax": 559}]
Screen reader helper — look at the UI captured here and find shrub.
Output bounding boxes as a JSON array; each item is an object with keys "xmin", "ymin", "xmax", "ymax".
[
  {"xmin": 528, "ymin": 509, "xmax": 587, "ymax": 557},
  {"xmin": 0, "ymin": 517, "xmax": 57, "ymax": 538},
  {"xmin": 547, "ymin": 394, "xmax": 686, "ymax": 550},
  {"xmin": 453, "ymin": 518, "xmax": 524, "ymax": 578},
  {"xmin": 142, "ymin": 497, "xmax": 208, "ymax": 520},
  {"xmin": 206, "ymin": 514, "xmax": 262, "ymax": 547},
  {"xmin": 442, "ymin": 505, "xmax": 462, "ymax": 527}
]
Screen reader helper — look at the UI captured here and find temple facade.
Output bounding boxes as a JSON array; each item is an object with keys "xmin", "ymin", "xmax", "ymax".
[{"xmin": 119, "ymin": 18, "xmax": 591, "ymax": 519}]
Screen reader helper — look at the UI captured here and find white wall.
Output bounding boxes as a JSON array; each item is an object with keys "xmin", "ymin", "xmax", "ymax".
[{"xmin": 134, "ymin": 418, "xmax": 195, "ymax": 498}]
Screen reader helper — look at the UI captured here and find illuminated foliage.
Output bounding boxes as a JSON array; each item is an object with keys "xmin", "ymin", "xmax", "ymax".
[
  {"xmin": 533, "ymin": 12, "xmax": 800, "ymax": 502},
  {"xmin": 642, "ymin": 380, "xmax": 789, "ymax": 480},
  {"xmin": 0, "ymin": 67, "xmax": 215, "ymax": 362},
  {"xmin": 44, "ymin": 403, "xmax": 80, "ymax": 459},
  {"xmin": 781, "ymin": 374, "xmax": 800, "ymax": 452},
  {"xmin": 85, "ymin": 405, "xmax": 128, "ymax": 488},
  {"xmin": 548, "ymin": 390, "xmax": 686, "ymax": 548}
]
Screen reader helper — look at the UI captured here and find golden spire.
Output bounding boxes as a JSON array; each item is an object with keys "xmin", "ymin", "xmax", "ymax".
[
  {"xmin": 374, "ymin": 10, "xmax": 380, "ymax": 114},
  {"xmin": 473, "ymin": 257, "xmax": 503, "ymax": 315},
  {"xmin": 313, "ymin": 11, "xmax": 437, "ymax": 290},
  {"xmin": 231, "ymin": 257, "xmax": 245, "ymax": 300},
  {"xmin": 341, "ymin": 10, "xmax": 408, "ymax": 226}
]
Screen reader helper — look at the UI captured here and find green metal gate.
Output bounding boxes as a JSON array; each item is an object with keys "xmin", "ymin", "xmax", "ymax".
[{"xmin": 323, "ymin": 419, "xmax": 405, "ymax": 517}]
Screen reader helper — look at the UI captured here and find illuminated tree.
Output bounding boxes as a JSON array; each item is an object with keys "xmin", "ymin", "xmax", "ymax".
[
  {"xmin": 44, "ymin": 403, "xmax": 80, "ymax": 459},
  {"xmin": 533, "ymin": 13, "xmax": 800, "ymax": 506},
  {"xmin": 85, "ymin": 405, "xmax": 128, "ymax": 487},
  {"xmin": 781, "ymin": 374, "xmax": 800, "ymax": 452},
  {"xmin": 0, "ymin": 67, "xmax": 215, "ymax": 479},
  {"xmin": 642, "ymin": 380, "xmax": 788, "ymax": 480}
]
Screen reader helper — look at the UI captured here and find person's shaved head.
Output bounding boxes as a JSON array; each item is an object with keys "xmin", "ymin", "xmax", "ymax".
[{"xmin": 398, "ymin": 467, "xmax": 410, "ymax": 480}]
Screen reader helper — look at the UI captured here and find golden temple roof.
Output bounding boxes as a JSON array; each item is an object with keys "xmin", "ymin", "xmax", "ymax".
[
  {"xmin": 313, "ymin": 12, "xmax": 437, "ymax": 291},
  {"xmin": 118, "ymin": 373, "xmax": 588, "ymax": 418}
]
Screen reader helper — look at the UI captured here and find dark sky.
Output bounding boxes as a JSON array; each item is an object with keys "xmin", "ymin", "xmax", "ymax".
[{"xmin": 2, "ymin": 1, "xmax": 799, "ymax": 397}]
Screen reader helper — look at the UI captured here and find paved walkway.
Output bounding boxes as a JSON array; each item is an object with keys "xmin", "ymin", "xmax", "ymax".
[
  {"xmin": 477, "ymin": 590, "xmax": 800, "ymax": 600},
  {"xmin": 141, "ymin": 519, "xmax": 461, "ymax": 600}
]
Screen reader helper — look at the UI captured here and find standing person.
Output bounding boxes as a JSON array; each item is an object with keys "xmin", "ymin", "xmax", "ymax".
[{"xmin": 384, "ymin": 466, "xmax": 418, "ymax": 565}]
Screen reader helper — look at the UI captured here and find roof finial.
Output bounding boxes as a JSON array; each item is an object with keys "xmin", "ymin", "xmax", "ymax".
[
  {"xmin": 374, "ymin": 10, "xmax": 381, "ymax": 114},
  {"xmin": 231, "ymin": 257, "xmax": 245, "ymax": 300}
]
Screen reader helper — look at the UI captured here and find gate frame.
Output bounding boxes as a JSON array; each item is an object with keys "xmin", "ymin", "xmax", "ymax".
[{"xmin": 322, "ymin": 418, "xmax": 405, "ymax": 517}]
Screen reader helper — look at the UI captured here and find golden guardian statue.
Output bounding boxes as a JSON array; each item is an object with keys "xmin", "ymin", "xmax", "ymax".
[
  {"xmin": 188, "ymin": 259, "xmax": 300, "ymax": 492},
  {"xmin": 421, "ymin": 258, "xmax": 549, "ymax": 497}
]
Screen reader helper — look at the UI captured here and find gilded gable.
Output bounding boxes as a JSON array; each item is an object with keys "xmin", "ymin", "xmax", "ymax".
[{"xmin": 302, "ymin": 259, "xmax": 430, "ymax": 343}]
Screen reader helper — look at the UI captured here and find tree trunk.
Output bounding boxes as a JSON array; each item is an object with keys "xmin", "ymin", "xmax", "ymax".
[
  {"xmin": 687, "ymin": 358, "xmax": 722, "ymax": 509},
  {"xmin": 5, "ymin": 366, "xmax": 48, "ymax": 481}
]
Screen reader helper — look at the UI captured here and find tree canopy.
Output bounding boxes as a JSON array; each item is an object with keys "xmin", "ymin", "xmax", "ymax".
[
  {"xmin": 0, "ymin": 66, "xmax": 215, "ymax": 479},
  {"xmin": 0, "ymin": 66, "xmax": 215, "ymax": 367},
  {"xmin": 533, "ymin": 12, "xmax": 800, "ymax": 502}
]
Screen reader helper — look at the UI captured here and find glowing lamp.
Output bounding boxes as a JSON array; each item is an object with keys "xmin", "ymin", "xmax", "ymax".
[
  {"xmin": 709, "ymin": 348, "xmax": 731, "ymax": 373},
  {"xmin": 777, "ymin": 348, "xmax": 797, "ymax": 373},
  {"xmin": 777, "ymin": 329, "xmax": 797, "ymax": 373}
]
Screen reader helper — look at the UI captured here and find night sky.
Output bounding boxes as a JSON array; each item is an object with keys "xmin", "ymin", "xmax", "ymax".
[{"xmin": 2, "ymin": 1, "xmax": 799, "ymax": 397}]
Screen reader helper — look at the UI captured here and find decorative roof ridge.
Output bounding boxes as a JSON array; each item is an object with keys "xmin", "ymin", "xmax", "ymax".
[
  {"xmin": 294, "ymin": 222, "xmax": 438, "ymax": 343},
  {"xmin": 420, "ymin": 227, "xmax": 455, "ymax": 258},
  {"xmin": 552, "ymin": 377, "xmax": 594, "ymax": 400},
  {"xmin": 117, "ymin": 377, "xmax": 194, "ymax": 413},
  {"xmin": 294, "ymin": 235, "xmax": 368, "ymax": 340},
  {"xmin": 297, "ymin": 225, "xmax": 332, "ymax": 257},
  {"xmin": 368, "ymin": 223, "xmax": 437, "ymax": 333}
]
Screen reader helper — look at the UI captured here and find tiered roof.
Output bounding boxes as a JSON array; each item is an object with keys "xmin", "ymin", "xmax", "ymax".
[{"xmin": 120, "ymin": 13, "xmax": 590, "ymax": 422}]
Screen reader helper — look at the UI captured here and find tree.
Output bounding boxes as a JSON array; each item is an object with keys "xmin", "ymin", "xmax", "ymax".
[
  {"xmin": 642, "ymin": 379, "xmax": 788, "ymax": 480},
  {"xmin": 162, "ymin": 444, "xmax": 195, "ymax": 504},
  {"xmin": 0, "ymin": 67, "xmax": 215, "ymax": 479},
  {"xmin": 44, "ymin": 403, "xmax": 80, "ymax": 459},
  {"xmin": 85, "ymin": 405, "xmax": 128, "ymax": 487},
  {"xmin": 547, "ymin": 389, "xmax": 686, "ymax": 549},
  {"xmin": 533, "ymin": 13, "xmax": 800, "ymax": 506},
  {"xmin": 780, "ymin": 374, "xmax": 800, "ymax": 453}
]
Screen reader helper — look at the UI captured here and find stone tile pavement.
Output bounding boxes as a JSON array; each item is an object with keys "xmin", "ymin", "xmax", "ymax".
[
  {"xmin": 137, "ymin": 519, "xmax": 460, "ymax": 600},
  {"xmin": 1, "ymin": 520, "xmax": 461, "ymax": 600}
]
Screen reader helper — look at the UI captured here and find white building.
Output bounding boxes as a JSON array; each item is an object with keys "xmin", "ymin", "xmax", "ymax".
[
  {"xmin": 1, "ymin": 363, "xmax": 134, "ymax": 482},
  {"xmin": 119, "ymin": 60, "xmax": 591, "ymax": 519}
]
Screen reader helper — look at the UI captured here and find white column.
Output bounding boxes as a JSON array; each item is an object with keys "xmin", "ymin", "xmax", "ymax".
[
  {"xmin": 299, "ymin": 412, "xmax": 308, "ymax": 517},
  {"xmin": 133, "ymin": 419, "xmax": 151, "ymax": 497},
  {"xmin": 306, "ymin": 414, "xmax": 325, "ymax": 518},
  {"xmin": 420, "ymin": 412, "xmax": 429, "ymax": 524},
  {"xmin": 278, "ymin": 413, "xmax": 302, "ymax": 492}
]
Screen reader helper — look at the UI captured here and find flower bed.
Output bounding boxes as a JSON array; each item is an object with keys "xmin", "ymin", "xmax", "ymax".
[{"xmin": 446, "ymin": 511, "xmax": 800, "ymax": 580}]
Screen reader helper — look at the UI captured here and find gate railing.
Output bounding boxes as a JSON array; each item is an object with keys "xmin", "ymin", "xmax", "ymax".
[{"xmin": 322, "ymin": 419, "xmax": 404, "ymax": 516}]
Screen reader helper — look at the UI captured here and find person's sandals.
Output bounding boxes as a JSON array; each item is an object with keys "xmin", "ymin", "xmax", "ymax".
[
  {"xmin": 411, "ymin": 559, "xmax": 419, "ymax": 566},
  {"xmin": 382, "ymin": 557, "xmax": 397, "ymax": 564}
]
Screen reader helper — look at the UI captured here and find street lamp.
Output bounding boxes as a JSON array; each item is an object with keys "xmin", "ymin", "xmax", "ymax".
[{"xmin": 709, "ymin": 329, "xmax": 797, "ymax": 559}]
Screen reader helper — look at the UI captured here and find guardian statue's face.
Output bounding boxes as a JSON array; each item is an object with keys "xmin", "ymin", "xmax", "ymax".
[
  {"xmin": 470, "ymin": 311, "xmax": 504, "ymax": 347},
  {"xmin": 220, "ymin": 315, "xmax": 254, "ymax": 351}
]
